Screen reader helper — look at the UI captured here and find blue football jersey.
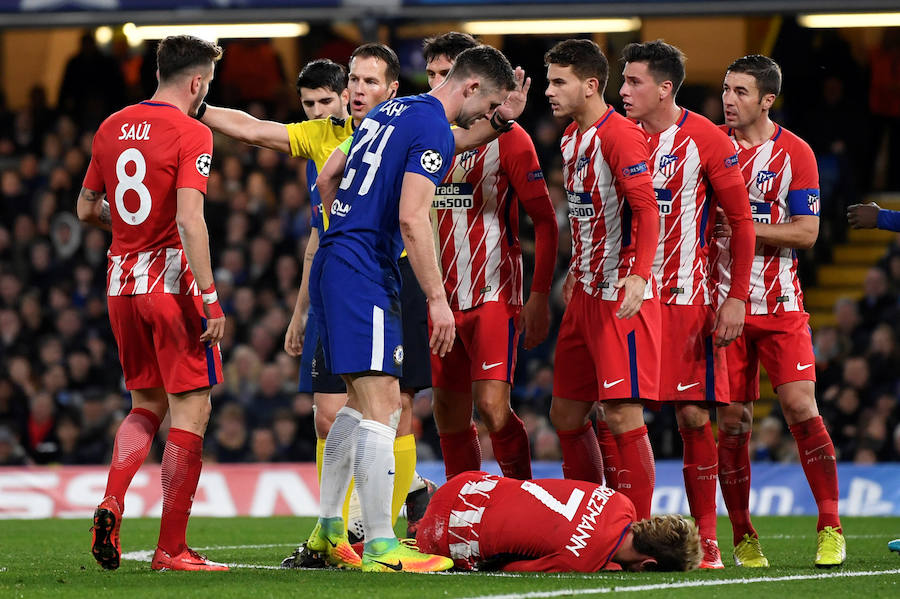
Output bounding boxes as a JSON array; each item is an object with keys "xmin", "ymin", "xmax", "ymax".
[{"xmin": 320, "ymin": 94, "xmax": 454, "ymax": 290}]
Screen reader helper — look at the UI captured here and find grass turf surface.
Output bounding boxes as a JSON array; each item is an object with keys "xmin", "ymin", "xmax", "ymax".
[{"xmin": 2, "ymin": 516, "xmax": 899, "ymax": 598}]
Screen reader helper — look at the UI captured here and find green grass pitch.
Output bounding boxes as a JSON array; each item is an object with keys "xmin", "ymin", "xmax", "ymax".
[{"xmin": 2, "ymin": 516, "xmax": 898, "ymax": 598}]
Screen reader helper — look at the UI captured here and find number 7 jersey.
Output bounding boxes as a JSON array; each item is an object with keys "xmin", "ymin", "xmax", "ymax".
[{"xmin": 83, "ymin": 100, "xmax": 213, "ymax": 297}]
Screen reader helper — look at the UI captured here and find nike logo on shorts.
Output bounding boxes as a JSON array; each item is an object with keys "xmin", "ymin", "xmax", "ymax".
[
  {"xmin": 482, "ymin": 361, "xmax": 503, "ymax": 370},
  {"xmin": 677, "ymin": 382, "xmax": 700, "ymax": 391},
  {"xmin": 796, "ymin": 362, "xmax": 813, "ymax": 371},
  {"xmin": 603, "ymin": 378, "xmax": 624, "ymax": 389},
  {"xmin": 372, "ymin": 559, "xmax": 403, "ymax": 571}
]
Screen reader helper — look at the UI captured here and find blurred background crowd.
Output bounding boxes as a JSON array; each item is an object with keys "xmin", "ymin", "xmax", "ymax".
[{"xmin": 1, "ymin": 19, "xmax": 899, "ymax": 469}]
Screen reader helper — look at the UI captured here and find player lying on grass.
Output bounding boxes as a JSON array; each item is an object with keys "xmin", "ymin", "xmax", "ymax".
[
  {"xmin": 298, "ymin": 46, "xmax": 520, "ymax": 573},
  {"xmin": 415, "ymin": 471, "xmax": 702, "ymax": 572}
]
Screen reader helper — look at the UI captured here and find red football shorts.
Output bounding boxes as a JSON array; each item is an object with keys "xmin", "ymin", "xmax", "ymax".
[
  {"xmin": 553, "ymin": 286, "xmax": 660, "ymax": 402},
  {"xmin": 107, "ymin": 294, "xmax": 224, "ymax": 394},
  {"xmin": 725, "ymin": 311, "xmax": 815, "ymax": 402},
  {"xmin": 657, "ymin": 303, "xmax": 729, "ymax": 405},
  {"xmin": 430, "ymin": 301, "xmax": 520, "ymax": 393}
]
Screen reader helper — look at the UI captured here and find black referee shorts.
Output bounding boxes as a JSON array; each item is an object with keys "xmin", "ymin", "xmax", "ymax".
[{"xmin": 398, "ymin": 256, "xmax": 432, "ymax": 392}]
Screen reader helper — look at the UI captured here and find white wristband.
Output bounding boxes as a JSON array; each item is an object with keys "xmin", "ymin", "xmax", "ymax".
[{"xmin": 202, "ymin": 289, "xmax": 219, "ymax": 305}]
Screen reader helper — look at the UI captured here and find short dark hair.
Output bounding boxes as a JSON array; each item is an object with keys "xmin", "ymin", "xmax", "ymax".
[
  {"xmin": 544, "ymin": 39, "xmax": 609, "ymax": 92},
  {"xmin": 350, "ymin": 43, "xmax": 400, "ymax": 83},
  {"xmin": 296, "ymin": 59, "xmax": 347, "ymax": 95},
  {"xmin": 726, "ymin": 54, "xmax": 782, "ymax": 98},
  {"xmin": 622, "ymin": 39, "xmax": 686, "ymax": 95},
  {"xmin": 156, "ymin": 35, "xmax": 222, "ymax": 81},
  {"xmin": 447, "ymin": 45, "xmax": 516, "ymax": 92},
  {"xmin": 423, "ymin": 31, "xmax": 479, "ymax": 64}
]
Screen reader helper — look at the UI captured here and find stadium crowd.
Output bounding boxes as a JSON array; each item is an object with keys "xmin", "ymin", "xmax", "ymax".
[{"xmin": 0, "ymin": 26, "xmax": 899, "ymax": 471}]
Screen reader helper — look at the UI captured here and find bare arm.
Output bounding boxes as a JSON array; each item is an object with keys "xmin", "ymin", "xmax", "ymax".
[
  {"xmin": 452, "ymin": 67, "xmax": 532, "ymax": 154},
  {"xmin": 399, "ymin": 171, "xmax": 455, "ymax": 357},
  {"xmin": 176, "ymin": 187, "xmax": 224, "ymax": 344},
  {"xmin": 316, "ymin": 145, "xmax": 348, "ymax": 218},
  {"xmin": 285, "ymin": 227, "xmax": 319, "ymax": 356},
  {"xmin": 754, "ymin": 215, "xmax": 819, "ymax": 249},
  {"xmin": 75, "ymin": 186, "xmax": 111, "ymax": 232},
  {"xmin": 201, "ymin": 105, "xmax": 291, "ymax": 154}
]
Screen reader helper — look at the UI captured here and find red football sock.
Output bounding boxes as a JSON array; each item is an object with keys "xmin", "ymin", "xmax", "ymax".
[
  {"xmin": 614, "ymin": 425, "xmax": 655, "ymax": 519},
  {"xmin": 789, "ymin": 416, "xmax": 841, "ymax": 532},
  {"xmin": 680, "ymin": 421, "xmax": 718, "ymax": 541},
  {"xmin": 718, "ymin": 429, "xmax": 756, "ymax": 545},
  {"xmin": 104, "ymin": 408, "xmax": 161, "ymax": 511},
  {"xmin": 439, "ymin": 423, "xmax": 482, "ymax": 480},
  {"xmin": 595, "ymin": 420, "xmax": 620, "ymax": 488},
  {"xmin": 489, "ymin": 413, "xmax": 532, "ymax": 480},
  {"xmin": 557, "ymin": 422, "xmax": 604, "ymax": 483},
  {"xmin": 158, "ymin": 427, "xmax": 203, "ymax": 556}
]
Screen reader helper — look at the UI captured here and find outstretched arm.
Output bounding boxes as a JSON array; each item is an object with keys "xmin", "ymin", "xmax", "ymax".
[{"xmin": 200, "ymin": 105, "xmax": 291, "ymax": 154}]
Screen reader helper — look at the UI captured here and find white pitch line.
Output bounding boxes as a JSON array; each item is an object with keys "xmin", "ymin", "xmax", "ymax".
[{"xmin": 455, "ymin": 568, "xmax": 900, "ymax": 599}]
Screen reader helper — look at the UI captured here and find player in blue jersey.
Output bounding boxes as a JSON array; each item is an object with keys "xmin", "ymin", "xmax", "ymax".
[
  {"xmin": 848, "ymin": 201, "xmax": 900, "ymax": 231},
  {"xmin": 303, "ymin": 45, "xmax": 518, "ymax": 573}
]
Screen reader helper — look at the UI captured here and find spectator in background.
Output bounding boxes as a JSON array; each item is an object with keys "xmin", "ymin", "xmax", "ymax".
[
  {"xmin": 207, "ymin": 402, "xmax": 249, "ymax": 463},
  {"xmin": 856, "ymin": 268, "xmax": 897, "ymax": 335},
  {"xmin": 867, "ymin": 324, "xmax": 900, "ymax": 390},
  {"xmin": 750, "ymin": 416, "xmax": 789, "ymax": 462},
  {"xmin": 250, "ymin": 428, "xmax": 278, "ymax": 462},
  {"xmin": 57, "ymin": 33, "xmax": 126, "ymax": 129},
  {"xmin": 0, "ymin": 426, "xmax": 27, "ymax": 465},
  {"xmin": 868, "ymin": 29, "xmax": 900, "ymax": 191}
]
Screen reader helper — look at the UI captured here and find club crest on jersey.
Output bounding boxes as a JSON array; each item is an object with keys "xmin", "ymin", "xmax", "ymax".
[
  {"xmin": 392, "ymin": 345, "xmax": 404, "ymax": 366},
  {"xmin": 755, "ymin": 170, "xmax": 777, "ymax": 193},
  {"xmin": 659, "ymin": 154, "xmax": 679, "ymax": 178},
  {"xmin": 575, "ymin": 156, "xmax": 590, "ymax": 180},
  {"xmin": 457, "ymin": 149, "xmax": 479, "ymax": 172},
  {"xmin": 421, "ymin": 150, "xmax": 443, "ymax": 174},
  {"xmin": 807, "ymin": 191, "xmax": 820, "ymax": 214},
  {"xmin": 196, "ymin": 154, "xmax": 211, "ymax": 177}
]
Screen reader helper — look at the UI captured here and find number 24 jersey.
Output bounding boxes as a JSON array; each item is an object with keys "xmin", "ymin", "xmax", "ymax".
[{"xmin": 84, "ymin": 100, "xmax": 212, "ymax": 297}]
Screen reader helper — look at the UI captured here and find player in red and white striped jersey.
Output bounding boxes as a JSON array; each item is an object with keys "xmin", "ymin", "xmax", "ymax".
[
  {"xmin": 619, "ymin": 40, "xmax": 755, "ymax": 569},
  {"xmin": 544, "ymin": 40, "xmax": 660, "ymax": 520},
  {"xmin": 711, "ymin": 55, "xmax": 844, "ymax": 569},
  {"xmin": 423, "ymin": 33, "xmax": 558, "ymax": 483},
  {"xmin": 78, "ymin": 35, "xmax": 228, "ymax": 571}
]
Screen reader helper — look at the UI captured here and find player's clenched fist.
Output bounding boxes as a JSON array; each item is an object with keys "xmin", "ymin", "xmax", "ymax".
[{"xmin": 428, "ymin": 298, "xmax": 456, "ymax": 358}]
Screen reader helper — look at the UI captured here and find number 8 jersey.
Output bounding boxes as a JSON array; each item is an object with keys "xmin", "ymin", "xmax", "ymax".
[{"xmin": 83, "ymin": 100, "xmax": 213, "ymax": 297}]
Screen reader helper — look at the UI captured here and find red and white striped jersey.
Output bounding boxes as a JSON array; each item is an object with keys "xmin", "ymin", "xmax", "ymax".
[
  {"xmin": 561, "ymin": 107, "xmax": 658, "ymax": 301},
  {"xmin": 710, "ymin": 123, "xmax": 820, "ymax": 314},
  {"xmin": 435, "ymin": 124, "xmax": 553, "ymax": 311},
  {"xmin": 83, "ymin": 101, "xmax": 213, "ymax": 297},
  {"xmin": 645, "ymin": 109, "xmax": 747, "ymax": 306}
]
